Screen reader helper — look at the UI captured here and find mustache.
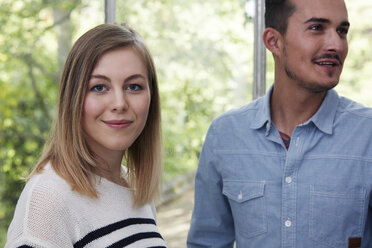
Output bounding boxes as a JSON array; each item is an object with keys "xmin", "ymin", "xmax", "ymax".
[{"xmin": 312, "ymin": 54, "xmax": 342, "ymax": 65}]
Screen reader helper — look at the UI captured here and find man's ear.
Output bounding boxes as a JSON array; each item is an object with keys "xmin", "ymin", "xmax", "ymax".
[{"xmin": 262, "ymin": 28, "xmax": 283, "ymax": 57}]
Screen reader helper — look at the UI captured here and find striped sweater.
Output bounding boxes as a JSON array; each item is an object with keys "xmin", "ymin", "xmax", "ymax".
[{"xmin": 5, "ymin": 164, "xmax": 167, "ymax": 248}]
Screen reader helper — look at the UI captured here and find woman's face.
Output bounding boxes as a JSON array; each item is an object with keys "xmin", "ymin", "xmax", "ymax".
[{"xmin": 82, "ymin": 47, "xmax": 151, "ymax": 159}]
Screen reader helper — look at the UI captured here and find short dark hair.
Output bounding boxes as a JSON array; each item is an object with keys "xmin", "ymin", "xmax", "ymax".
[{"xmin": 265, "ymin": 0, "xmax": 296, "ymax": 34}]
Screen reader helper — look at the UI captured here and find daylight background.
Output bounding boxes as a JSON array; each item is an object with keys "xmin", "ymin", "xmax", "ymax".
[{"xmin": 1, "ymin": 0, "xmax": 371, "ymax": 245}]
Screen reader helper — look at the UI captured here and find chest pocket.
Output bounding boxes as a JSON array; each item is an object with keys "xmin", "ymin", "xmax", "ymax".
[
  {"xmin": 309, "ymin": 185, "xmax": 366, "ymax": 248},
  {"xmin": 222, "ymin": 180, "xmax": 267, "ymax": 238}
]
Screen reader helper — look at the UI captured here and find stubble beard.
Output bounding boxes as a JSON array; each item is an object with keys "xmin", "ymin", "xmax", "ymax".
[
  {"xmin": 284, "ymin": 66, "xmax": 337, "ymax": 94},
  {"xmin": 283, "ymin": 48, "xmax": 340, "ymax": 94}
]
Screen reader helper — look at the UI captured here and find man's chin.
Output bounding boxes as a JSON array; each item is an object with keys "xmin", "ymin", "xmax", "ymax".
[
  {"xmin": 299, "ymin": 80, "xmax": 339, "ymax": 94},
  {"xmin": 309, "ymin": 82, "xmax": 338, "ymax": 94}
]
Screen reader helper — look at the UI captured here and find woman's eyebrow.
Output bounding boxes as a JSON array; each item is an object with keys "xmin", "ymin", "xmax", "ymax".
[
  {"xmin": 90, "ymin": 74, "xmax": 110, "ymax": 81},
  {"xmin": 124, "ymin": 74, "xmax": 146, "ymax": 83}
]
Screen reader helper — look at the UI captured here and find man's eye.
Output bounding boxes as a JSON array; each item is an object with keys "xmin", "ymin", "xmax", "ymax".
[
  {"xmin": 337, "ymin": 28, "xmax": 348, "ymax": 35},
  {"xmin": 310, "ymin": 25, "xmax": 322, "ymax": 31},
  {"xmin": 90, "ymin": 85, "xmax": 107, "ymax": 92}
]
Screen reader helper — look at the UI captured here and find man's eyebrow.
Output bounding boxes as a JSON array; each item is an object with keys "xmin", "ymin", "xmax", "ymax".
[
  {"xmin": 304, "ymin": 18, "xmax": 330, "ymax": 24},
  {"xmin": 304, "ymin": 17, "xmax": 350, "ymax": 27}
]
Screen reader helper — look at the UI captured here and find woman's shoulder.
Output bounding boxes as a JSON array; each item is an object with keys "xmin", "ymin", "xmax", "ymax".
[
  {"xmin": 5, "ymin": 164, "xmax": 80, "ymax": 247},
  {"xmin": 18, "ymin": 164, "xmax": 75, "ymax": 209},
  {"xmin": 13, "ymin": 163, "xmax": 73, "ymax": 210},
  {"xmin": 30, "ymin": 163, "xmax": 70, "ymax": 189}
]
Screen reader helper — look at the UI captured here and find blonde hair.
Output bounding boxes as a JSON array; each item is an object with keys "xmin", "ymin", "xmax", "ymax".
[{"xmin": 29, "ymin": 23, "xmax": 162, "ymax": 206}]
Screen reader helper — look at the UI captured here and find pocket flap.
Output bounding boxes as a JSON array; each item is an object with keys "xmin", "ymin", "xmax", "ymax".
[{"xmin": 223, "ymin": 180, "xmax": 265, "ymax": 203}]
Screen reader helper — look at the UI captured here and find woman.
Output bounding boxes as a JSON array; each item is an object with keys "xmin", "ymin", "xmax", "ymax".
[{"xmin": 6, "ymin": 23, "xmax": 166, "ymax": 247}]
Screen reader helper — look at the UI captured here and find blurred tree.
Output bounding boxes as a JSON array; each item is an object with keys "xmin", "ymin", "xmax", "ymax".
[
  {"xmin": 338, "ymin": 0, "xmax": 372, "ymax": 104},
  {"xmin": 0, "ymin": 0, "xmax": 83, "ymax": 244},
  {"xmin": 115, "ymin": 0, "xmax": 254, "ymax": 179}
]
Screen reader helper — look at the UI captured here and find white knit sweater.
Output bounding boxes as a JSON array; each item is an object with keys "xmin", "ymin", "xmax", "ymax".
[{"xmin": 5, "ymin": 164, "xmax": 167, "ymax": 248}]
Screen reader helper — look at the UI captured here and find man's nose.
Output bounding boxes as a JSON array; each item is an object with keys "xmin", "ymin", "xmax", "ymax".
[{"xmin": 325, "ymin": 30, "xmax": 347, "ymax": 54}]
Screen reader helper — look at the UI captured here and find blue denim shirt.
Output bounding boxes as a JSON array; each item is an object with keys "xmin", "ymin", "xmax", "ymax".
[{"xmin": 187, "ymin": 87, "xmax": 372, "ymax": 248}]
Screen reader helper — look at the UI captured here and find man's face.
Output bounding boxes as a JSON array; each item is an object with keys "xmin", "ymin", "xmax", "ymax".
[{"xmin": 280, "ymin": 0, "xmax": 349, "ymax": 93}]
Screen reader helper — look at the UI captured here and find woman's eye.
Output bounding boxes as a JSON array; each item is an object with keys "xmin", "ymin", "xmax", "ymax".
[
  {"xmin": 90, "ymin": 84, "xmax": 107, "ymax": 93},
  {"xmin": 127, "ymin": 84, "xmax": 143, "ymax": 91}
]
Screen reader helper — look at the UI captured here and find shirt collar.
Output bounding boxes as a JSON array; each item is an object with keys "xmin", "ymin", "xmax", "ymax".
[
  {"xmin": 249, "ymin": 85, "xmax": 339, "ymax": 135},
  {"xmin": 307, "ymin": 89, "xmax": 339, "ymax": 135},
  {"xmin": 249, "ymin": 85, "xmax": 274, "ymax": 134}
]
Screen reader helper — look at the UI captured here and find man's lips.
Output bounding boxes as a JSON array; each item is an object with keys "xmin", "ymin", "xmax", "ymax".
[
  {"xmin": 312, "ymin": 54, "xmax": 342, "ymax": 67},
  {"xmin": 103, "ymin": 119, "xmax": 133, "ymax": 128}
]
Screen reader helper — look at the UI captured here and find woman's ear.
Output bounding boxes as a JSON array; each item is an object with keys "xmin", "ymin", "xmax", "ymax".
[{"xmin": 262, "ymin": 28, "xmax": 283, "ymax": 57}]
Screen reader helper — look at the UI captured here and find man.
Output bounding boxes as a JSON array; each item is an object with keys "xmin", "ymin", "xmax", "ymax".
[{"xmin": 187, "ymin": 0, "xmax": 372, "ymax": 247}]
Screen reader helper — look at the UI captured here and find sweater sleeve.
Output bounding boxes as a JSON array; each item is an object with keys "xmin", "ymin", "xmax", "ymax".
[{"xmin": 6, "ymin": 175, "xmax": 78, "ymax": 248}]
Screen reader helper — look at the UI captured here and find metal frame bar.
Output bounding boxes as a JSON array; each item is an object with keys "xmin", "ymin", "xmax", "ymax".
[
  {"xmin": 253, "ymin": 0, "xmax": 266, "ymax": 100},
  {"xmin": 105, "ymin": 0, "xmax": 116, "ymax": 24}
]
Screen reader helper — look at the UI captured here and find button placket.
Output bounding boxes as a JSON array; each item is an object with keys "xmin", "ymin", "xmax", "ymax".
[{"xmin": 295, "ymin": 137, "xmax": 300, "ymax": 147}]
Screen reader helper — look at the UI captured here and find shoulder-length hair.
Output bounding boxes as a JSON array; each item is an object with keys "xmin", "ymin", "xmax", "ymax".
[{"xmin": 30, "ymin": 23, "xmax": 162, "ymax": 206}]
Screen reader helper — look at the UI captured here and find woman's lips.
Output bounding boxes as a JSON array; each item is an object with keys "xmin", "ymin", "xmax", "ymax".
[{"xmin": 103, "ymin": 119, "xmax": 133, "ymax": 129}]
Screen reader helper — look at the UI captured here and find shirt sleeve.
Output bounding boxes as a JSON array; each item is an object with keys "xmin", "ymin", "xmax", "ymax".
[
  {"xmin": 5, "ymin": 176, "xmax": 77, "ymax": 248},
  {"xmin": 187, "ymin": 123, "xmax": 235, "ymax": 248}
]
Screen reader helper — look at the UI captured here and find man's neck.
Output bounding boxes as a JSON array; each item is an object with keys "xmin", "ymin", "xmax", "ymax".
[{"xmin": 270, "ymin": 83, "xmax": 327, "ymax": 136}]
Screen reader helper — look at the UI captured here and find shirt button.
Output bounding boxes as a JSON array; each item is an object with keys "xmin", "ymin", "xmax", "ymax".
[
  {"xmin": 296, "ymin": 137, "xmax": 300, "ymax": 146},
  {"xmin": 285, "ymin": 220, "xmax": 292, "ymax": 227},
  {"xmin": 285, "ymin": 177, "xmax": 292, "ymax": 184}
]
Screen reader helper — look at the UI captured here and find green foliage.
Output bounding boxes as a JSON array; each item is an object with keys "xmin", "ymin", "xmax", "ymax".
[
  {"xmin": 115, "ymin": 0, "xmax": 253, "ymax": 180},
  {"xmin": 337, "ymin": 0, "xmax": 372, "ymax": 106},
  {"xmin": 0, "ymin": 0, "xmax": 83, "ymax": 245}
]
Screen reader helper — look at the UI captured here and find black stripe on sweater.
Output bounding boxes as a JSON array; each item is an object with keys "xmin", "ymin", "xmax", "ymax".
[
  {"xmin": 107, "ymin": 232, "xmax": 164, "ymax": 248},
  {"xmin": 73, "ymin": 218, "xmax": 159, "ymax": 248},
  {"xmin": 17, "ymin": 246, "xmax": 34, "ymax": 248}
]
